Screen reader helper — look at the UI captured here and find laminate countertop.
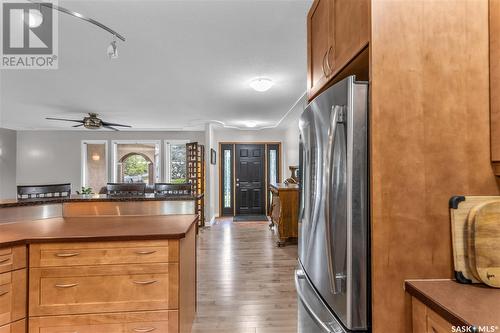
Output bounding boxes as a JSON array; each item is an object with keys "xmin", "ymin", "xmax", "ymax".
[
  {"xmin": 0, "ymin": 193, "xmax": 204, "ymax": 208},
  {"xmin": 0, "ymin": 214, "xmax": 198, "ymax": 248},
  {"xmin": 405, "ymin": 279, "xmax": 500, "ymax": 328}
]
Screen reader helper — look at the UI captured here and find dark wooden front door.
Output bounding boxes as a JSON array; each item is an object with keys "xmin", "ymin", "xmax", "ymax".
[{"xmin": 235, "ymin": 144, "xmax": 265, "ymax": 215}]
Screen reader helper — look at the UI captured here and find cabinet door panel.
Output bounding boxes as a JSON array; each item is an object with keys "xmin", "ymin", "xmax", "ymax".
[
  {"xmin": 308, "ymin": 0, "xmax": 332, "ymax": 98},
  {"xmin": 332, "ymin": 0, "xmax": 369, "ymax": 73}
]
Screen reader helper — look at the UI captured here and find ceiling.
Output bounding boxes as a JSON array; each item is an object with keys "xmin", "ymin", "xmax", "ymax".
[{"xmin": 0, "ymin": 0, "xmax": 311, "ymax": 131}]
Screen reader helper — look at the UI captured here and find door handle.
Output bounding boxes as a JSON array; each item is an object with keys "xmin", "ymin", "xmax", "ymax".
[
  {"xmin": 324, "ymin": 105, "xmax": 345, "ymax": 295},
  {"xmin": 325, "ymin": 46, "xmax": 334, "ymax": 75}
]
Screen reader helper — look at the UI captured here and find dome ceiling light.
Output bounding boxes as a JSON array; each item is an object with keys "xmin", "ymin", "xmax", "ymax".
[{"xmin": 249, "ymin": 77, "xmax": 274, "ymax": 92}]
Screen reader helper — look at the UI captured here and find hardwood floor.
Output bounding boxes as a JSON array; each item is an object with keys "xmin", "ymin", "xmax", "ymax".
[{"xmin": 192, "ymin": 218, "xmax": 298, "ymax": 333}]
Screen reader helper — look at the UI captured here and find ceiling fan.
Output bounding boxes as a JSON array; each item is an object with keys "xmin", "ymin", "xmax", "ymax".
[{"xmin": 46, "ymin": 113, "xmax": 132, "ymax": 131}]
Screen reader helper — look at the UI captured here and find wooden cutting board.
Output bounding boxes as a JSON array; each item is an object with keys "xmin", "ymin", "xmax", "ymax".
[
  {"xmin": 449, "ymin": 196, "xmax": 500, "ymax": 283},
  {"xmin": 471, "ymin": 201, "xmax": 500, "ymax": 288}
]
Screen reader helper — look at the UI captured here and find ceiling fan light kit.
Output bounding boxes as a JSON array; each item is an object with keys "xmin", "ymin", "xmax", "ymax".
[{"xmin": 46, "ymin": 113, "xmax": 132, "ymax": 131}]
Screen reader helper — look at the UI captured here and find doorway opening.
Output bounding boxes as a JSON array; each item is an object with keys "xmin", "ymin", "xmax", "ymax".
[{"xmin": 219, "ymin": 142, "xmax": 281, "ymax": 218}]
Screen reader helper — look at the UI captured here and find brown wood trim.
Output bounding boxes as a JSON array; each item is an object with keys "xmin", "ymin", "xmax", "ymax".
[{"xmin": 405, "ymin": 281, "xmax": 470, "ymax": 327}]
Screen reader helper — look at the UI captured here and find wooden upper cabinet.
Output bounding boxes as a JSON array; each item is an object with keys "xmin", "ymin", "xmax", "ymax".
[
  {"xmin": 307, "ymin": 0, "xmax": 369, "ymax": 100},
  {"xmin": 331, "ymin": 0, "xmax": 369, "ymax": 73},
  {"xmin": 307, "ymin": 0, "xmax": 332, "ymax": 99}
]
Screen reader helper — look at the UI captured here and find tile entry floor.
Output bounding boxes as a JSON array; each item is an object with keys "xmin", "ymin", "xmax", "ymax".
[{"xmin": 192, "ymin": 218, "xmax": 298, "ymax": 333}]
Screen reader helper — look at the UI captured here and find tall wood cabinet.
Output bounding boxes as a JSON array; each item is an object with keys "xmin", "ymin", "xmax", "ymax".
[
  {"xmin": 306, "ymin": 0, "xmax": 499, "ymax": 332},
  {"xmin": 307, "ymin": 0, "xmax": 369, "ymax": 100}
]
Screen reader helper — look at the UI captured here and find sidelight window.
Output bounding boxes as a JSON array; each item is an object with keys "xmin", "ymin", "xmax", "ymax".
[{"xmin": 221, "ymin": 144, "xmax": 234, "ymax": 216}]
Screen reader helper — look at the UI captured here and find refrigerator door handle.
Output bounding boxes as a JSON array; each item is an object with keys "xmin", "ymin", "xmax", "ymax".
[
  {"xmin": 295, "ymin": 269, "xmax": 335, "ymax": 333},
  {"xmin": 324, "ymin": 105, "xmax": 344, "ymax": 295}
]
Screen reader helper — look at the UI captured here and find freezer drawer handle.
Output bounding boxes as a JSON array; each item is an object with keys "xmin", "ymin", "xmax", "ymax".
[{"xmin": 295, "ymin": 269, "xmax": 335, "ymax": 333}]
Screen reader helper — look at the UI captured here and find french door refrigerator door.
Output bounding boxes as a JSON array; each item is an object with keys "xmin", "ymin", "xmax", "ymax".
[{"xmin": 298, "ymin": 76, "xmax": 369, "ymax": 331}]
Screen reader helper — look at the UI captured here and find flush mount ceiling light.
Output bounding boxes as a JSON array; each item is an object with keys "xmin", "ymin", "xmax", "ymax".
[
  {"xmin": 27, "ymin": 0, "xmax": 125, "ymax": 59},
  {"xmin": 246, "ymin": 121, "xmax": 258, "ymax": 128},
  {"xmin": 249, "ymin": 78, "xmax": 274, "ymax": 92}
]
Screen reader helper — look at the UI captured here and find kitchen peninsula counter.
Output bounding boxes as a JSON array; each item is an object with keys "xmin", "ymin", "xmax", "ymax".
[
  {"xmin": 0, "ymin": 214, "xmax": 197, "ymax": 248},
  {"xmin": 0, "ymin": 214, "xmax": 197, "ymax": 333}
]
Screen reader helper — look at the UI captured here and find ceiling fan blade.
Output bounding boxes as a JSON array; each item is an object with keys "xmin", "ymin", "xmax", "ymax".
[
  {"xmin": 103, "ymin": 125, "xmax": 119, "ymax": 131},
  {"xmin": 101, "ymin": 121, "xmax": 132, "ymax": 128},
  {"xmin": 46, "ymin": 117, "xmax": 84, "ymax": 123},
  {"xmin": 72, "ymin": 124, "xmax": 84, "ymax": 128}
]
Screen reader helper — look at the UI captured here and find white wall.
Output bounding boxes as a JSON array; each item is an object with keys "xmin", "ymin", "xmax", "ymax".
[
  {"xmin": 0, "ymin": 128, "xmax": 17, "ymax": 199},
  {"xmin": 16, "ymin": 130, "xmax": 205, "ymax": 191}
]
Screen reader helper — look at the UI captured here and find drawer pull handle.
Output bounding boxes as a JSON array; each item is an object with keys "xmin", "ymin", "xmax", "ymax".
[
  {"xmin": 55, "ymin": 252, "xmax": 80, "ymax": 257},
  {"xmin": 133, "ymin": 280, "xmax": 158, "ymax": 285},
  {"xmin": 0, "ymin": 290, "xmax": 9, "ymax": 297},
  {"xmin": 55, "ymin": 283, "xmax": 79, "ymax": 288},
  {"xmin": 0, "ymin": 258, "xmax": 10, "ymax": 264},
  {"xmin": 133, "ymin": 328, "xmax": 156, "ymax": 333},
  {"xmin": 135, "ymin": 250, "xmax": 157, "ymax": 255}
]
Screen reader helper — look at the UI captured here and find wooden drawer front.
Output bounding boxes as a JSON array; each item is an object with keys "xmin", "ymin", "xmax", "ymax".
[
  {"xmin": 30, "ymin": 240, "xmax": 178, "ymax": 267},
  {"xmin": 29, "ymin": 264, "xmax": 179, "ymax": 316},
  {"xmin": 29, "ymin": 311, "xmax": 178, "ymax": 333},
  {"xmin": 0, "ymin": 319, "xmax": 26, "ymax": 333},
  {"xmin": 0, "ymin": 270, "xmax": 26, "ymax": 326},
  {"xmin": 0, "ymin": 247, "xmax": 26, "ymax": 274}
]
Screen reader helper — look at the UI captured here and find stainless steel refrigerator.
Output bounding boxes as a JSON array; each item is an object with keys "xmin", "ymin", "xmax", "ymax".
[{"xmin": 296, "ymin": 76, "xmax": 369, "ymax": 332}]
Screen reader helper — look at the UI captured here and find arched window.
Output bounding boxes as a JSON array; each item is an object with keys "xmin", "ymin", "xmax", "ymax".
[{"xmin": 118, "ymin": 153, "xmax": 153, "ymax": 184}]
